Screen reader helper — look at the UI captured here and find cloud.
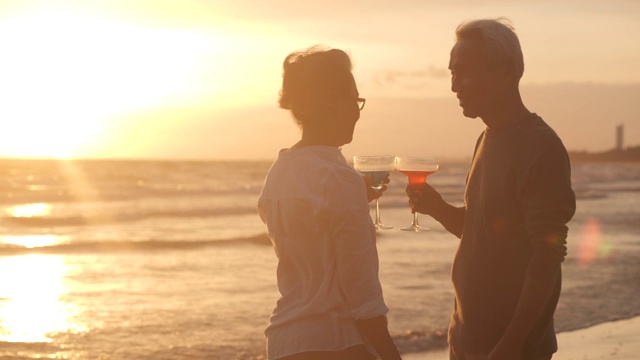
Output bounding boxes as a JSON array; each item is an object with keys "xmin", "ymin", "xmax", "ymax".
[{"xmin": 372, "ymin": 65, "xmax": 449, "ymax": 89}]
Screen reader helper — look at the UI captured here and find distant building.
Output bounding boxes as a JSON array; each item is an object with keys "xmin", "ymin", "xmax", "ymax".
[{"xmin": 616, "ymin": 124, "xmax": 624, "ymax": 151}]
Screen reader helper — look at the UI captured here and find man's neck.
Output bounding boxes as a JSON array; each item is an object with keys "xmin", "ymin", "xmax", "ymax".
[{"xmin": 481, "ymin": 94, "xmax": 530, "ymax": 130}]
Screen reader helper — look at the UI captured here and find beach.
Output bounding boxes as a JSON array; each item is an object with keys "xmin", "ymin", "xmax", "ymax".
[
  {"xmin": 403, "ymin": 316, "xmax": 639, "ymax": 359},
  {"xmin": 0, "ymin": 159, "xmax": 638, "ymax": 359}
]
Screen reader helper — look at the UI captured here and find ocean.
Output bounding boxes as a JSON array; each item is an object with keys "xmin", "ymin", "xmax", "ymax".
[{"xmin": 0, "ymin": 158, "xmax": 639, "ymax": 359}]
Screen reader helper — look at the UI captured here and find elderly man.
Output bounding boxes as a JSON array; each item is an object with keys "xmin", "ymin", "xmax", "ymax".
[{"xmin": 407, "ymin": 19, "xmax": 576, "ymax": 360}]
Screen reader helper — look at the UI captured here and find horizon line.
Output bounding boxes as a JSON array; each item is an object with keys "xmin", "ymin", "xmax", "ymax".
[{"xmin": 1, "ymin": 145, "xmax": 638, "ymax": 163}]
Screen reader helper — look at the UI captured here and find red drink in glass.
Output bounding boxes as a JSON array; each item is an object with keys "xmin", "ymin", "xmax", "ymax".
[
  {"xmin": 395, "ymin": 156, "xmax": 439, "ymax": 232},
  {"xmin": 400, "ymin": 170, "xmax": 437, "ymax": 186}
]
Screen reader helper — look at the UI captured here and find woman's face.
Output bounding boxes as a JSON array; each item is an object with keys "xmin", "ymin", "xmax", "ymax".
[{"xmin": 332, "ymin": 73, "xmax": 361, "ymax": 146}]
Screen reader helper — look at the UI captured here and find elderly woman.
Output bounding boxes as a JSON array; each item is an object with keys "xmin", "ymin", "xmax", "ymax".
[{"xmin": 258, "ymin": 46, "xmax": 401, "ymax": 360}]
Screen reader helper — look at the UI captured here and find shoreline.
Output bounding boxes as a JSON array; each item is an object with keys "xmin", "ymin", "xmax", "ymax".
[{"xmin": 401, "ymin": 316, "xmax": 639, "ymax": 359}]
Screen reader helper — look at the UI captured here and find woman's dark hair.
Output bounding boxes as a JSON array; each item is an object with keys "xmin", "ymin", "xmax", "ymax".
[{"xmin": 279, "ymin": 46, "xmax": 353, "ymax": 127}]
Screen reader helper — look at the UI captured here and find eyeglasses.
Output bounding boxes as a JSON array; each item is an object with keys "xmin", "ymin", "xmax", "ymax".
[{"xmin": 356, "ymin": 97, "xmax": 366, "ymax": 110}]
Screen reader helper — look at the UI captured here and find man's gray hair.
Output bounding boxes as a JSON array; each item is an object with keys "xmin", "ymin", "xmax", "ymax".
[{"xmin": 456, "ymin": 18, "xmax": 525, "ymax": 81}]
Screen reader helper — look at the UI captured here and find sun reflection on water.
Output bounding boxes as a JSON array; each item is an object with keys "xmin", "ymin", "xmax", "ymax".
[
  {"xmin": 0, "ymin": 255, "xmax": 86, "ymax": 342},
  {"xmin": 1, "ymin": 235, "xmax": 64, "ymax": 248},
  {"xmin": 2, "ymin": 203, "xmax": 69, "ymax": 248},
  {"xmin": 5, "ymin": 203, "xmax": 52, "ymax": 218}
]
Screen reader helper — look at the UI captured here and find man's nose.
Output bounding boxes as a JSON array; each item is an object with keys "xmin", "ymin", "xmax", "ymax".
[{"xmin": 451, "ymin": 75, "xmax": 460, "ymax": 93}]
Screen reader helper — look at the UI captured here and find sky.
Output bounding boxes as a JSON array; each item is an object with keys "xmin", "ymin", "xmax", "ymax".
[{"xmin": 0, "ymin": 0, "xmax": 638, "ymax": 160}]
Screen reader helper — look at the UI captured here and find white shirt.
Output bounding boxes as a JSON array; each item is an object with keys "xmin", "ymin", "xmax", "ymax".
[{"xmin": 258, "ymin": 146, "xmax": 388, "ymax": 360}]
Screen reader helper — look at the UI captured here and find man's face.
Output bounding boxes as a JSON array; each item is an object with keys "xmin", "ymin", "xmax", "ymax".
[{"xmin": 448, "ymin": 39, "xmax": 505, "ymax": 119}]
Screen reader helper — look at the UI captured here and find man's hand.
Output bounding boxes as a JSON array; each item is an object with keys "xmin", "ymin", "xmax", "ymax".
[
  {"xmin": 405, "ymin": 183, "xmax": 445, "ymax": 216},
  {"xmin": 406, "ymin": 183, "xmax": 465, "ymax": 238},
  {"xmin": 364, "ymin": 174, "xmax": 390, "ymax": 203}
]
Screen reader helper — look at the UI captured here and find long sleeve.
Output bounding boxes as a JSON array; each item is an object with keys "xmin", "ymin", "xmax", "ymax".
[
  {"xmin": 329, "ymin": 168, "xmax": 388, "ymax": 320},
  {"xmin": 258, "ymin": 146, "xmax": 389, "ymax": 359},
  {"xmin": 521, "ymin": 140, "xmax": 576, "ymax": 280},
  {"xmin": 449, "ymin": 114, "xmax": 576, "ymax": 357}
]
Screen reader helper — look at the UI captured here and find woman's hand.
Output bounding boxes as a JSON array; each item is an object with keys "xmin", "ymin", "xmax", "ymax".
[{"xmin": 363, "ymin": 174, "xmax": 390, "ymax": 203}]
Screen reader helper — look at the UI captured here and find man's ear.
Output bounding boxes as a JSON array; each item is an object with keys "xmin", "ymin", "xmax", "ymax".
[
  {"xmin": 502, "ymin": 61, "xmax": 519, "ymax": 85},
  {"xmin": 498, "ymin": 63, "xmax": 518, "ymax": 84}
]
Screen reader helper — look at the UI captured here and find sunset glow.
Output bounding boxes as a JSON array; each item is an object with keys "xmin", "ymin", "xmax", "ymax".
[
  {"xmin": 0, "ymin": 1, "xmax": 637, "ymax": 159},
  {"xmin": 0, "ymin": 9, "xmax": 214, "ymax": 157}
]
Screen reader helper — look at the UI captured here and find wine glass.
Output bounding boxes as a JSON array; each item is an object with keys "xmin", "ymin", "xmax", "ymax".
[
  {"xmin": 395, "ymin": 156, "xmax": 439, "ymax": 232},
  {"xmin": 353, "ymin": 155, "xmax": 396, "ymax": 230}
]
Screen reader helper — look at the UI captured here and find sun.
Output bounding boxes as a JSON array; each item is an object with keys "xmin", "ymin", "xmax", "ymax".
[{"xmin": 0, "ymin": 9, "xmax": 211, "ymax": 158}]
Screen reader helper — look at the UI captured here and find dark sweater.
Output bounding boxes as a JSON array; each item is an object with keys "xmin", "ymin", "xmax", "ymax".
[{"xmin": 449, "ymin": 114, "xmax": 576, "ymax": 358}]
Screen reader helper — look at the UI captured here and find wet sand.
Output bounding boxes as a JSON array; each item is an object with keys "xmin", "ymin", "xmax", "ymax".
[{"xmin": 402, "ymin": 316, "xmax": 639, "ymax": 359}]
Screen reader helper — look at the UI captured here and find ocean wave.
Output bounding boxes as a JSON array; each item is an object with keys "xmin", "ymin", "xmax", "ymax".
[
  {"xmin": 0, "ymin": 234, "xmax": 272, "ymax": 256},
  {"xmin": 1, "ymin": 207, "xmax": 260, "ymax": 228},
  {"xmin": 573, "ymin": 189, "xmax": 608, "ymax": 200},
  {"xmin": 593, "ymin": 186, "xmax": 640, "ymax": 193},
  {"xmin": 0, "ymin": 341, "xmax": 61, "ymax": 357},
  {"xmin": 0, "ymin": 327, "xmax": 448, "ymax": 360},
  {"xmin": 0, "ymin": 186, "xmax": 263, "ymax": 206},
  {"xmin": 572, "ymin": 185, "xmax": 640, "ymax": 200},
  {"xmin": 394, "ymin": 328, "xmax": 448, "ymax": 355}
]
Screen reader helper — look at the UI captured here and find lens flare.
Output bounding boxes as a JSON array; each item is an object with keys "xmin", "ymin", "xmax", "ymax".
[{"xmin": 577, "ymin": 216, "xmax": 609, "ymax": 266}]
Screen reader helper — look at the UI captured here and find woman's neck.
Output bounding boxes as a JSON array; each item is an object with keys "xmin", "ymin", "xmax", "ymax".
[{"xmin": 290, "ymin": 131, "xmax": 340, "ymax": 150}]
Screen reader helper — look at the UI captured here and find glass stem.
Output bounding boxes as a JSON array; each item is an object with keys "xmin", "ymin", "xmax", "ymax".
[
  {"xmin": 375, "ymin": 198, "xmax": 382, "ymax": 225},
  {"xmin": 412, "ymin": 212, "xmax": 419, "ymax": 227}
]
